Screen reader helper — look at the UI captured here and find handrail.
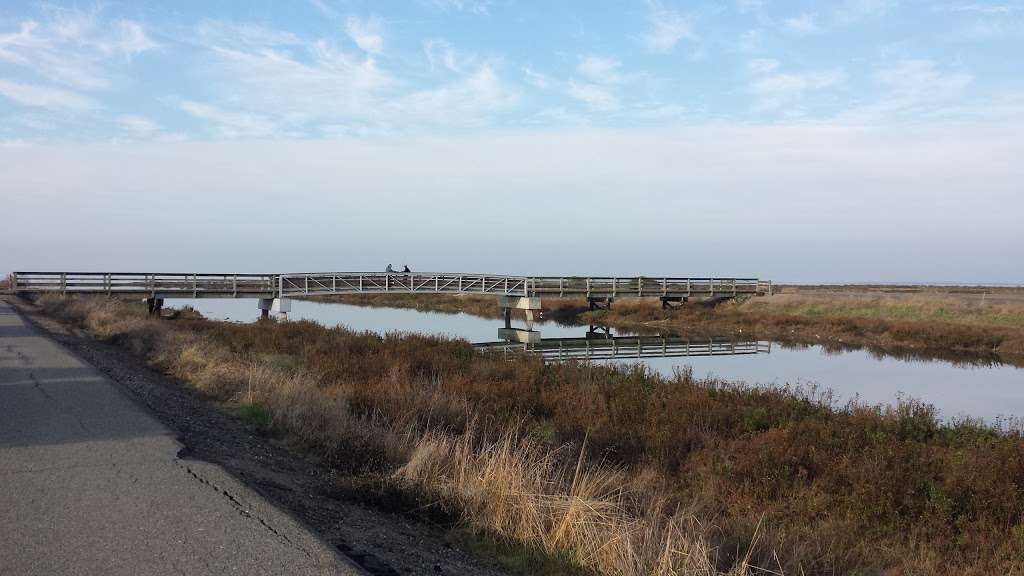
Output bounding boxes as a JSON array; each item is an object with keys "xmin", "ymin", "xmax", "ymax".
[{"xmin": 12, "ymin": 271, "xmax": 770, "ymax": 299}]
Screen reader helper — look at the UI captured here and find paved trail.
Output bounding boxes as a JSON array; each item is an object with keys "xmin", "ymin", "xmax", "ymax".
[{"xmin": 0, "ymin": 301, "xmax": 361, "ymax": 576}]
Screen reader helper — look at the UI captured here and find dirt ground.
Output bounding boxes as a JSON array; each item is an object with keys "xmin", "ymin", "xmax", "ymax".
[{"xmin": 5, "ymin": 296, "xmax": 512, "ymax": 576}]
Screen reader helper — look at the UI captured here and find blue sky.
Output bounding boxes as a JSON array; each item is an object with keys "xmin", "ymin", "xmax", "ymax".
[
  {"xmin": 1, "ymin": 1, "xmax": 1022, "ymax": 281},
  {"xmin": 1, "ymin": 0, "xmax": 1022, "ymax": 137}
]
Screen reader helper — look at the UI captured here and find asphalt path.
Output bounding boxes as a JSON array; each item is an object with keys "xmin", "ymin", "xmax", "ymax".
[{"xmin": 0, "ymin": 300, "xmax": 362, "ymax": 576}]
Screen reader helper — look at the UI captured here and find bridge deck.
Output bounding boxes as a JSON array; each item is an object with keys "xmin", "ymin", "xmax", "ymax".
[{"xmin": 11, "ymin": 272, "xmax": 770, "ymax": 299}]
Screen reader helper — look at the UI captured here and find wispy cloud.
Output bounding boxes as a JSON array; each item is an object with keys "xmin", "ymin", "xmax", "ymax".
[
  {"xmin": 189, "ymin": 21, "xmax": 521, "ymax": 135},
  {"xmin": 735, "ymin": 0, "xmax": 767, "ymax": 14},
  {"xmin": 424, "ymin": 38, "xmax": 465, "ymax": 72},
  {"xmin": 946, "ymin": 3, "xmax": 1015, "ymax": 15},
  {"xmin": 0, "ymin": 79, "xmax": 97, "ymax": 111},
  {"xmin": 833, "ymin": 0, "xmax": 897, "ymax": 24},
  {"xmin": 566, "ymin": 81, "xmax": 618, "ymax": 111},
  {"xmin": 577, "ymin": 56, "xmax": 621, "ymax": 84},
  {"xmin": 426, "ymin": 0, "xmax": 493, "ymax": 15},
  {"xmin": 179, "ymin": 100, "xmax": 281, "ymax": 138},
  {"xmin": 784, "ymin": 13, "xmax": 823, "ymax": 34},
  {"xmin": 643, "ymin": 8, "xmax": 695, "ymax": 53},
  {"xmin": 939, "ymin": 3, "xmax": 1021, "ymax": 39},
  {"xmin": 738, "ymin": 29, "xmax": 763, "ymax": 52},
  {"xmin": 747, "ymin": 59, "xmax": 847, "ymax": 111},
  {"xmin": 345, "ymin": 16, "xmax": 383, "ymax": 54},
  {"xmin": 392, "ymin": 63, "xmax": 517, "ymax": 124},
  {"xmin": 0, "ymin": 10, "xmax": 156, "ymax": 93},
  {"xmin": 566, "ymin": 56, "xmax": 622, "ymax": 111},
  {"xmin": 852, "ymin": 59, "xmax": 973, "ymax": 118},
  {"xmin": 116, "ymin": 114, "xmax": 161, "ymax": 137}
]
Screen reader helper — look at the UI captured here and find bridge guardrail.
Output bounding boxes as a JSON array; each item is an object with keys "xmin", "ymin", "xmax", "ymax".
[
  {"xmin": 276, "ymin": 273, "xmax": 765, "ymax": 298},
  {"xmin": 12, "ymin": 272, "xmax": 277, "ymax": 298},
  {"xmin": 12, "ymin": 271, "xmax": 769, "ymax": 299}
]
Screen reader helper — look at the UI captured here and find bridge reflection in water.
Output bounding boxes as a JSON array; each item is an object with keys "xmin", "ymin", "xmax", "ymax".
[{"xmin": 475, "ymin": 326, "xmax": 771, "ymax": 362}]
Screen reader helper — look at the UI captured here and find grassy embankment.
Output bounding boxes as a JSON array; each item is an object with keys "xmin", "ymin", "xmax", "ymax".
[
  {"xmin": 328, "ymin": 288, "xmax": 1024, "ymax": 363},
  {"xmin": 31, "ymin": 294, "xmax": 1024, "ymax": 575}
]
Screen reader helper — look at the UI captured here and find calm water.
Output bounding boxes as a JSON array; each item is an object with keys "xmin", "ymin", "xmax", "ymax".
[{"xmin": 176, "ymin": 298, "xmax": 1024, "ymax": 422}]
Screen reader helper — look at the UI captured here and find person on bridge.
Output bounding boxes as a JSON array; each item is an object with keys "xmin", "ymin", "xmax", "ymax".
[
  {"xmin": 386, "ymin": 264, "xmax": 394, "ymax": 273},
  {"xmin": 402, "ymin": 265, "xmax": 411, "ymax": 273}
]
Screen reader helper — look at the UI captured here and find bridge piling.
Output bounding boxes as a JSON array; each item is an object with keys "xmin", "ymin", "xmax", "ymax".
[
  {"xmin": 145, "ymin": 298, "xmax": 163, "ymax": 317},
  {"xmin": 660, "ymin": 296, "xmax": 687, "ymax": 309},
  {"xmin": 497, "ymin": 295, "xmax": 542, "ymax": 331},
  {"xmin": 258, "ymin": 298, "xmax": 291, "ymax": 320}
]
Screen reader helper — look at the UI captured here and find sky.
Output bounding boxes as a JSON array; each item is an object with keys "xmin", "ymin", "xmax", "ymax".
[{"xmin": 1, "ymin": 1, "xmax": 1022, "ymax": 282}]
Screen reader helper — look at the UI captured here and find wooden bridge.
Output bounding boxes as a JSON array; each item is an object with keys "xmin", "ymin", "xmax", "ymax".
[
  {"xmin": 10, "ymin": 272, "xmax": 770, "ymax": 299},
  {"xmin": 9, "ymin": 271, "xmax": 770, "ymax": 319}
]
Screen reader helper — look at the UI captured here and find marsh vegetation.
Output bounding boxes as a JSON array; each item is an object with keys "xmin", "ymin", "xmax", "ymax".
[{"xmin": 31, "ymin": 294, "xmax": 1024, "ymax": 575}]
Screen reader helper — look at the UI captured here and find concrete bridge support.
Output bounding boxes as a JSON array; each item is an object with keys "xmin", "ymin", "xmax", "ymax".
[
  {"xmin": 258, "ymin": 298, "xmax": 292, "ymax": 320},
  {"xmin": 498, "ymin": 296, "xmax": 542, "ymax": 331}
]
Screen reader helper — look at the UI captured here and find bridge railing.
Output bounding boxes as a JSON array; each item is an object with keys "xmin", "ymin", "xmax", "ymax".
[
  {"xmin": 523, "ymin": 276, "xmax": 762, "ymax": 297},
  {"xmin": 11, "ymin": 272, "xmax": 277, "ymax": 297},
  {"xmin": 278, "ymin": 273, "xmax": 531, "ymax": 297},
  {"xmin": 11, "ymin": 271, "xmax": 769, "ymax": 299},
  {"xmin": 277, "ymin": 273, "xmax": 766, "ymax": 298}
]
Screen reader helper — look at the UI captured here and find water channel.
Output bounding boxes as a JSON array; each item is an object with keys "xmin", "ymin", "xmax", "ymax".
[{"xmin": 176, "ymin": 298, "xmax": 1024, "ymax": 423}]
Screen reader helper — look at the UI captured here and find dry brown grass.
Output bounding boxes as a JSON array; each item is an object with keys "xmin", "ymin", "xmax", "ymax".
[
  {"xmin": 562, "ymin": 294, "xmax": 1024, "ymax": 362},
  {"xmin": 308, "ymin": 289, "xmax": 1024, "ymax": 361},
  {"xmin": 399, "ymin": 430, "xmax": 731, "ymax": 576},
  {"xmin": 31, "ymin": 294, "xmax": 1024, "ymax": 575}
]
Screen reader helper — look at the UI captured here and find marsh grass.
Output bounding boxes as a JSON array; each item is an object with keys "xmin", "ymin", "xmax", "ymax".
[
  {"xmin": 34, "ymin": 294, "xmax": 1024, "ymax": 575},
  {"xmin": 320, "ymin": 290, "xmax": 1024, "ymax": 360}
]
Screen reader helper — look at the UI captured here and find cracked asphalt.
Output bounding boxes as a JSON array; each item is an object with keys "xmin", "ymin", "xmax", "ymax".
[{"xmin": 0, "ymin": 301, "xmax": 363, "ymax": 576}]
